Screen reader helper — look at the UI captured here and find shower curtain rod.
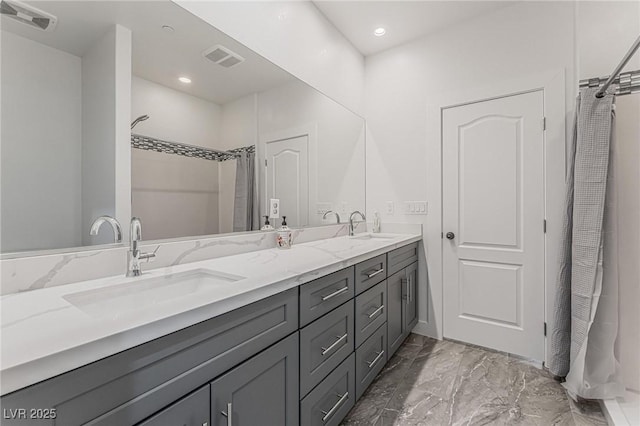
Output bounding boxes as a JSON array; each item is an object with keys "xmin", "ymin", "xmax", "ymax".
[
  {"xmin": 131, "ymin": 133, "xmax": 254, "ymax": 162},
  {"xmin": 582, "ymin": 35, "xmax": 640, "ymax": 98},
  {"xmin": 579, "ymin": 69, "xmax": 640, "ymax": 97}
]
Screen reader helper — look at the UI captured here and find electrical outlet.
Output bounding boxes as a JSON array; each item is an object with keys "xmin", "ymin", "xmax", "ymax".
[
  {"xmin": 269, "ymin": 198, "xmax": 280, "ymax": 218},
  {"xmin": 386, "ymin": 201, "xmax": 394, "ymax": 215}
]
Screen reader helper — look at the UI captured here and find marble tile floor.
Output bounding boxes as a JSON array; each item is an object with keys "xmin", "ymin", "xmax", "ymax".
[{"xmin": 342, "ymin": 334, "xmax": 607, "ymax": 426}]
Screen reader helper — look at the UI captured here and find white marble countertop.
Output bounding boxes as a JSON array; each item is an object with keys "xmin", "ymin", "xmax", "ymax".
[{"xmin": 0, "ymin": 232, "xmax": 421, "ymax": 395}]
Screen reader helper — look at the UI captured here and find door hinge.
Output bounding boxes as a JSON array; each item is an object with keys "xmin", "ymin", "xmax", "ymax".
[
  {"xmin": 542, "ymin": 117, "xmax": 547, "ymax": 131},
  {"xmin": 544, "ymin": 322, "xmax": 547, "ymax": 336},
  {"xmin": 441, "ymin": 232, "xmax": 443, "ymax": 239},
  {"xmin": 543, "ymin": 219, "xmax": 547, "ymax": 233},
  {"xmin": 265, "ymin": 159, "xmax": 267, "ymax": 167}
]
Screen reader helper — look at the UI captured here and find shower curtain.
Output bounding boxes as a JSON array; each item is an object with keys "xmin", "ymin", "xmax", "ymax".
[
  {"xmin": 232, "ymin": 151, "xmax": 259, "ymax": 232},
  {"xmin": 549, "ymin": 87, "xmax": 624, "ymax": 400}
]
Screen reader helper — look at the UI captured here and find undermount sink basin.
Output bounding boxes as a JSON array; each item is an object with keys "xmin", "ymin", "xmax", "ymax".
[
  {"xmin": 351, "ymin": 233, "xmax": 396, "ymax": 240},
  {"xmin": 63, "ymin": 269, "xmax": 245, "ymax": 317}
]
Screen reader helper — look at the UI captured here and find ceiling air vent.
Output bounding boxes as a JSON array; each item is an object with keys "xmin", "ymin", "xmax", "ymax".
[
  {"xmin": 202, "ymin": 45, "xmax": 245, "ymax": 69},
  {"xmin": 0, "ymin": 0, "xmax": 57, "ymax": 32}
]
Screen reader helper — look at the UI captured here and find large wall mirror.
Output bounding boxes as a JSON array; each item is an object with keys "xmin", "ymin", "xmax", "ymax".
[{"xmin": 1, "ymin": 0, "xmax": 365, "ymax": 255}]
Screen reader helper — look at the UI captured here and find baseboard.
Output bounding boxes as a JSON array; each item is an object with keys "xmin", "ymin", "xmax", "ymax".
[
  {"xmin": 600, "ymin": 390, "xmax": 640, "ymax": 426},
  {"xmin": 410, "ymin": 320, "xmax": 439, "ymax": 340}
]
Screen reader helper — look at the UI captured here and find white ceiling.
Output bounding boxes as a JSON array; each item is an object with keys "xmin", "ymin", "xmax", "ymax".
[
  {"xmin": 313, "ymin": 1, "xmax": 515, "ymax": 56},
  {"xmin": 2, "ymin": 1, "xmax": 293, "ymax": 105}
]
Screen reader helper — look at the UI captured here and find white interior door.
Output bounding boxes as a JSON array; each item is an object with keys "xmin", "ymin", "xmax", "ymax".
[
  {"xmin": 265, "ymin": 135, "xmax": 309, "ymax": 227},
  {"xmin": 442, "ymin": 90, "xmax": 545, "ymax": 360}
]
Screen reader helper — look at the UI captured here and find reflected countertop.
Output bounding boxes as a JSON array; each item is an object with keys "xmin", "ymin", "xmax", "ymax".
[{"xmin": 0, "ymin": 231, "xmax": 421, "ymax": 395}]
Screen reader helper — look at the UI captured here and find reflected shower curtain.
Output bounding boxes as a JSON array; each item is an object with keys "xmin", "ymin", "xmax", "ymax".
[
  {"xmin": 233, "ymin": 151, "xmax": 259, "ymax": 232},
  {"xmin": 549, "ymin": 87, "xmax": 624, "ymax": 400}
]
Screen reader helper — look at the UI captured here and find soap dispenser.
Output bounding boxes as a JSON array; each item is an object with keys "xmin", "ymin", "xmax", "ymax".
[
  {"xmin": 276, "ymin": 216, "xmax": 292, "ymax": 249},
  {"xmin": 261, "ymin": 216, "xmax": 274, "ymax": 231},
  {"xmin": 373, "ymin": 211, "xmax": 381, "ymax": 233}
]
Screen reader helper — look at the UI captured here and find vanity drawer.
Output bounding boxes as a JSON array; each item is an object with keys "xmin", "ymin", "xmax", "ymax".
[
  {"xmin": 137, "ymin": 385, "xmax": 209, "ymax": 426},
  {"xmin": 355, "ymin": 323, "xmax": 387, "ymax": 400},
  {"xmin": 0, "ymin": 288, "xmax": 298, "ymax": 426},
  {"xmin": 355, "ymin": 254, "xmax": 387, "ymax": 295},
  {"xmin": 299, "ymin": 267, "xmax": 354, "ymax": 327},
  {"xmin": 300, "ymin": 300, "xmax": 354, "ymax": 397},
  {"xmin": 300, "ymin": 353, "xmax": 355, "ymax": 426},
  {"xmin": 387, "ymin": 242, "xmax": 419, "ymax": 276},
  {"xmin": 354, "ymin": 280, "xmax": 387, "ymax": 348}
]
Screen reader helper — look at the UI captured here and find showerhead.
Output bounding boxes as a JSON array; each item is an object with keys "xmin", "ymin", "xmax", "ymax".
[{"xmin": 131, "ymin": 115, "xmax": 149, "ymax": 130}]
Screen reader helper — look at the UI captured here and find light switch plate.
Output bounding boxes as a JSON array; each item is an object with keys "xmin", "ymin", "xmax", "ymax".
[
  {"xmin": 269, "ymin": 198, "xmax": 280, "ymax": 218},
  {"xmin": 404, "ymin": 201, "xmax": 428, "ymax": 215}
]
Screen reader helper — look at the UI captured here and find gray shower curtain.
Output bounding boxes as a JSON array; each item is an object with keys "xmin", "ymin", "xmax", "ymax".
[
  {"xmin": 549, "ymin": 87, "xmax": 624, "ymax": 400},
  {"xmin": 232, "ymin": 151, "xmax": 259, "ymax": 232}
]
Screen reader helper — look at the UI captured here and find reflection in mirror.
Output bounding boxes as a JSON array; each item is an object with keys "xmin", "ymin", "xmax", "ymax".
[{"xmin": 1, "ymin": 0, "xmax": 365, "ymax": 254}]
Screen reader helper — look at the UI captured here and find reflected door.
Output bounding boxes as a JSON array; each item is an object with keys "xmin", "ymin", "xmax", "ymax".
[
  {"xmin": 442, "ymin": 90, "xmax": 545, "ymax": 360},
  {"xmin": 265, "ymin": 135, "xmax": 309, "ymax": 227}
]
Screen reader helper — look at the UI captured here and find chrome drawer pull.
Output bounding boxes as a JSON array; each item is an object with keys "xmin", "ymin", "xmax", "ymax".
[
  {"xmin": 321, "ymin": 392, "xmax": 349, "ymax": 422},
  {"xmin": 367, "ymin": 304, "xmax": 385, "ymax": 319},
  {"xmin": 321, "ymin": 286, "xmax": 349, "ymax": 301},
  {"xmin": 366, "ymin": 268, "xmax": 384, "ymax": 279},
  {"xmin": 367, "ymin": 350, "xmax": 385, "ymax": 368},
  {"xmin": 321, "ymin": 333, "xmax": 348, "ymax": 356},
  {"xmin": 221, "ymin": 402, "xmax": 232, "ymax": 425}
]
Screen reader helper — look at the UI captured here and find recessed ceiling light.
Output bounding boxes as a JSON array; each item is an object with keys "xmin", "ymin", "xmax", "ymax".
[
  {"xmin": 178, "ymin": 77, "xmax": 191, "ymax": 84},
  {"xmin": 162, "ymin": 25, "xmax": 174, "ymax": 33},
  {"xmin": 374, "ymin": 27, "xmax": 386, "ymax": 37}
]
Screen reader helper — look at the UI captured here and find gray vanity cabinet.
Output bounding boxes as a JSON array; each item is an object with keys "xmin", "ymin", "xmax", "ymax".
[
  {"xmin": 137, "ymin": 386, "xmax": 209, "ymax": 426},
  {"xmin": 404, "ymin": 262, "xmax": 419, "ymax": 332},
  {"xmin": 300, "ymin": 354, "xmax": 355, "ymax": 426},
  {"xmin": 387, "ymin": 269, "xmax": 406, "ymax": 356},
  {"xmin": 210, "ymin": 332, "xmax": 299, "ymax": 426},
  {"xmin": 299, "ymin": 301, "xmax": 354, "ymax": 397},
  {"xmin": 386, "ymin": 243, "xmax": 419, "ymax": 358},
  {"xmin": 1, "ymin": 241, "xmax": 421, "ymax": 426}
]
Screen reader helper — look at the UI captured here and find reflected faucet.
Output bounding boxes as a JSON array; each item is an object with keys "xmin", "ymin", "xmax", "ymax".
[
  {"xmin": 90, "ymin": 216, "xmax": 122, "ymax": 243},
  {"xmin": 127, "ymin": 217, "xmax": 158, "ymax": 277},
  {"xmin": 322, "ymin": 210, "xmax": 341, "ymax": 224},
  {"xmin": 348, "ymin": 211, "xmax": 366, "ymax": 236}
]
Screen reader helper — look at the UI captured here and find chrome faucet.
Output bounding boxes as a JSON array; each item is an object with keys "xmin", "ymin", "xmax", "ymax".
[
  {"xmin": 348, "ymin": 211, "xmax": 366, "ymax": 236},
  {"xmin": 90, "ymin": 216, "xmax": 122, "ymax": 243},
  {"xmin": 322, "ymin": 210, "xmax": 341, "ymax": 224},
  {"xmin": 127, "ymin": 217, "xmax": 158, "ymax": 277}
]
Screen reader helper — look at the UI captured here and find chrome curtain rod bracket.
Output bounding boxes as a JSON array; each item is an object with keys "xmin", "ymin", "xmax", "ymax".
[
  {"xmin": 590, "ymin": 35, "xmax": 640, "ymax": 98},
  {"xmin": 131, "ymin": 134, "xmax": 254, "ymax": 162},
  {"xmin": 579, "ymin": 69, "xmax": 640, "ymax": 97}
]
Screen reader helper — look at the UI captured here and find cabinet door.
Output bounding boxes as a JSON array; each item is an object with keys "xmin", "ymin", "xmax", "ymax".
[
  {"xmin": 404, "ymin": 262, "xmax": 418, "ymax": 332},
  {"xmin": 386, "ymin": 270, "xmax": 405, "ymax": 357},
  {"xmin": 210, "ymin": 333, "xmax": 299, "ymax": 426},
  {"xmin": 138, "ymin": 386, "xmax": 209, "ymax": 426}
]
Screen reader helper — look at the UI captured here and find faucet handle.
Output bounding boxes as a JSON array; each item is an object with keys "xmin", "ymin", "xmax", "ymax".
[{"xmin": 140, "ymin": 245, "xmax": 160, "ymax": 262}]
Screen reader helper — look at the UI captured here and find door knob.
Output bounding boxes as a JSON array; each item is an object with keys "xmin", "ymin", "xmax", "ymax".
[{"xmin": 446, "ymin": 232, "xmax": 455, "ymax": 240}]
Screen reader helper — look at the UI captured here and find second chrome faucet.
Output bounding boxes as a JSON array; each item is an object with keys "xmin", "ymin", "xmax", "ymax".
[
  {"xmin": 348, "ymin": 211, "xmax": 366, "ymax": 236},
  {"xmin": 127, "ymin": 217, "xmax": 158, "ymax": 277}
]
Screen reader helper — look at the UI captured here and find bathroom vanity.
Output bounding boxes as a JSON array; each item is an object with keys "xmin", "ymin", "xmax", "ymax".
[{"xmin": 0, "ymin": 234, "xmax": 420, "ymax": 426}]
